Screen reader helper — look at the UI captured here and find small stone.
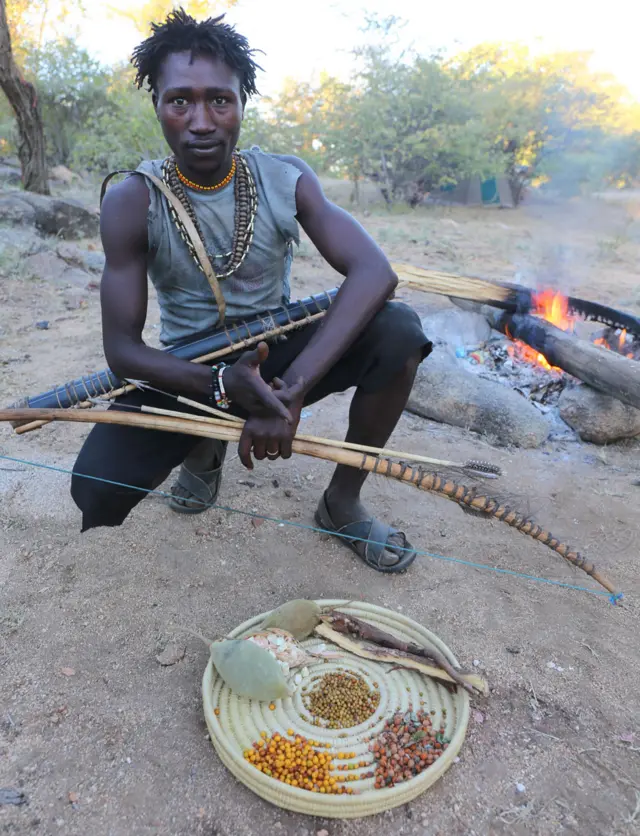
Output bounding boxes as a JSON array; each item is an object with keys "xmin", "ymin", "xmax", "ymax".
[
  {"xmin": 284, "ymin": 489, "xmax": 293, "ymax": 498},
  {"xmin": 195, "ymin": 528, "xmax": 206, "ymax": 536},
  {"xmin": 251, "ymin": 517, "xmax": 264, "ymax": 529},
  {"xmin": 155, "ymin": 642, "xmax": 186, "ymax": 667},
  {"xmin": 317, "ymin": 830, "xmax": 329, "ymax": 836},
  {"xmin": 68, "ymin": 791, "xmax": 79, "ymax": 804},
  {"xmin": 472, "ymin": 659, "xmax": 481, "ymax": 668},
  {"xmin": 272, "ymin": 479, "xmax": 279, "ymax": 488},
  {"xmin": 35, "ymin": 320, "xmax": 49, "ymax": 330},
  {"xmin": 60, "ymin": 667, "xmax": 75, "ymax": 677},
  {"xmin": 472, "ymin": 710, "xmax": 484, "ymax": 724},
  {"xmin": 516, "ymin": 783, "xmax": 526, "ymax": 794}
]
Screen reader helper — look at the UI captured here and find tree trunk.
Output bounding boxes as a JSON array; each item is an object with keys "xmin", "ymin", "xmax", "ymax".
[
  {"xmin": 497, "ymin": 312, "xmax": 640, "ymax": 411},
  {"xmin": 0, "ymin": 0, "xmax": 49, "ymax": 194}
]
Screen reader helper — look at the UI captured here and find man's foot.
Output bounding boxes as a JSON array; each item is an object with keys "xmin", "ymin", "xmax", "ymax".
[
  {"xmin": 169, "ymin": 439, "xmax": 227, "ymax": 514},
  {"xmin": 315, "ymin": 490, "xmax": 417, "ymax": 573}
]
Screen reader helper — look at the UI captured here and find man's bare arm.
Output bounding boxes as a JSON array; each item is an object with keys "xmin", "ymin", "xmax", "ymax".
[
  {"xmin": 275, "ymin": 155, "xmax": 398, "ymax": 394},
  {"xmin": 100, "ymin": 175, "xmax": 214, "ymax": 395}
]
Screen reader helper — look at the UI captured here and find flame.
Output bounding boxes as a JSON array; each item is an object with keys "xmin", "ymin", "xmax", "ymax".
[
  {"xmin": 532, "ymin": 289, "xmax": 575, "ymax": 332},
  {"xmin": 508, "ymin": 289, "xmax": 575, "ymax": 370},
  {"xmin": 594, "ymin": 327, "xmax": 634, "ymax": 358},
  {"xmin": 506, "ymin": 287, "xmax": 636, "ymax": 369}
]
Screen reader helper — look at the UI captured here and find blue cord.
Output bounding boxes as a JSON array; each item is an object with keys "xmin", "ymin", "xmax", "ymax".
[{"xmin": 0, "ymin": 452, "xmax": 622, "ymax": 605}]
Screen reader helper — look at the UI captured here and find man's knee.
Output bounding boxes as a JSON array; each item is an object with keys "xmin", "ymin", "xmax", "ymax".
[
  {"xmin": 368, "ymin": 301, "xmax": 422, "ymax": 340},
  {"xmin": 70, "ymin": 455, "xmax": 142, "ymax": 531},
  {"xmin": 366, "ymin": 301, "xmax": 427, "ymax": 364},
  {"xmin": 70, "ymin": 461, "xmax": 112, "ymax": 514}
]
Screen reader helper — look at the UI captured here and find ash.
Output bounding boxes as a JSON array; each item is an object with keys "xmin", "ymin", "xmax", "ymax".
[{"xmin": 465, "ymin": 336, "xmax": 567, "ymax": 408}]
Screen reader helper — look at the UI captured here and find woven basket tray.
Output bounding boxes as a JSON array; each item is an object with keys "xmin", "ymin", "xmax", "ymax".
[{"xmin": 202, "ymin": 600, "xmax": 470, "ymax": 818}]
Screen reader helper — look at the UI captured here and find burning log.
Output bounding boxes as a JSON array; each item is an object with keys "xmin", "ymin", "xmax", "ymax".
[{"xmin": 497, "ymin": 312, "xmax": 640, "ymax": 411}]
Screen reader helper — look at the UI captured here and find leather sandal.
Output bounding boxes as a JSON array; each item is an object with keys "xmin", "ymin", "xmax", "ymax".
[
  {"xmin": 314, "ymin": 491, "xmax": 417, "ymax": 573},
  {"xmin": 169, "ymin": 439, "xmax": 227, "ymax": 514}
]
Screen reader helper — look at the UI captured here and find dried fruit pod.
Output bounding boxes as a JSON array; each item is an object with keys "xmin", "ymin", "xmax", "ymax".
[
  {"xmin": 209, "ymin": 639, "xmax": 291, "ymax": 701},
  {"xmin": 260, "ymin": 599, "xmax": 322, "ymax": 640},
  {"xmin": 245, "ymin": 628, "xmax": 317, "ymax": 670}
]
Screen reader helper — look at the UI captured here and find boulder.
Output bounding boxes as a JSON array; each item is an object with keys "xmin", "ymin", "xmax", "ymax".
[
  {"xmin": 558, "ymin": 384, "xmax": 640, "ymax": 444},
  {"xmin": 0, "ymin": 192, "xmax": 99, "ymax": 239},
  {"xmin": 24, "ymin": 251, "xmax": 68, "ymax": 283},
  {"xmin": 0, "ymin": 164, "xmax": 22, "ymax": 186},
  {"xmin": 49, "ymin": 165, "xmax": 77, "ymax": 185},
  {"xmin": 407, "ymin": 346, "xmax": 550, "ymax": 448},
  {"xmin": 421, "ymin": 308, "xmax": 492, "ymax": 351},
  {"xmin": 23, "ymin": 251, "xmax": 93, "ymax": 288},
  {"xmin": 56, "ymin": 241, "xmax": 105, "ymax": 273}
]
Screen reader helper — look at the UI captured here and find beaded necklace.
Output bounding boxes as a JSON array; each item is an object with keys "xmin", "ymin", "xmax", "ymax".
[
  {"xmin": 175, "ymin": 156, "xmax": 236, "ymax": 192},
  {"xmin": 161, "ymin": 151, "xmax": 258, "ymax": 280}
]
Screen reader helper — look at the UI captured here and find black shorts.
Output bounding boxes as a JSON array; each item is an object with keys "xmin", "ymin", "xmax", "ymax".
[{"xmin": 70, "ymin": 301, "xmax": 431, "ymax": 531}]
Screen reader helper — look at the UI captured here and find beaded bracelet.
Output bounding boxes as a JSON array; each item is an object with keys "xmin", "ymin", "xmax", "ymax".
[{"xmin": 210, "ymin": 363, "xmax": 230, "ymax": 409}]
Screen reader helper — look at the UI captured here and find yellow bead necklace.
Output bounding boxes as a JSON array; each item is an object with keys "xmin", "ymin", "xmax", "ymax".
[{"xmin": 175, "ymin": 156, "xmax": 236, "ymax": 192}]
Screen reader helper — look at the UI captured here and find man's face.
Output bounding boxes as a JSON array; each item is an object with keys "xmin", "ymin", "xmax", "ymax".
[{"xmin": 154, "ymin": 51, "xmax": 244, "ymax": 175}]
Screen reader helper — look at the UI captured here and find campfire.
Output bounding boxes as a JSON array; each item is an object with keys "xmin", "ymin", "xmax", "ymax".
[
  {"xmin": 507, "ymin": 289, "xmax": 639, "ymax": 371},
  {"xmin": 464, "ymin": 284, "xmax": 640, "ymax": 416},
  {"xmin": 506, "ymin": 290, "xmax": 575, "ymax": 372}
]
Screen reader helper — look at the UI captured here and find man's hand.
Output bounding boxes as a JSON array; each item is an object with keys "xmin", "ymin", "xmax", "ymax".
[
  {"xmin": 238, "ymin": 377, "xmax": 305, "ymax": 469},
  {"xmin": 224, "ymin": 342, "xmax": 293, "ymax": 422}
]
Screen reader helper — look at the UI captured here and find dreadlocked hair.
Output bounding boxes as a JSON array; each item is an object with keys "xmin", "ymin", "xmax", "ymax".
[{"xmin": 131, "ymin": 7, "xmax": 261, "ymax": 103}]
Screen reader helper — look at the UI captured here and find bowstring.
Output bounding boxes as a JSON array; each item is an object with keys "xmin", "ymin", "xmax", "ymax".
[{"xmin": 0, "ymin": 452, "xmax": 622, "ymax": 605}]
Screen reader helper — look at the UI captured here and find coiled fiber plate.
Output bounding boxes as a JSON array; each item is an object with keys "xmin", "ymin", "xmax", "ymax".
[{"xmin": 202, "ymin": 600, "xmax": 470, "ymax": 818}]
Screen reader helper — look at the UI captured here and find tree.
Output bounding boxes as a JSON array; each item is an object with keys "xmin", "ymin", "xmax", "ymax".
[
  {"xmin": 0, "ymin": 0, "xmax": 49, "ymax": 192},
  {"xmin": 24, "ymin": 38, "xmax": 112, "ymax": 165},
  {"xmin": 450, "ymin": 43, "xmax": 640, "ymax": 202},
  {"xmin": 106, "ymin": 0, "xmax": 238, "ymax": 35}
]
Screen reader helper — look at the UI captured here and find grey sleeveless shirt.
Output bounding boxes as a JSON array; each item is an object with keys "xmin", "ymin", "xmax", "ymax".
[{"xmin": 136, "ymin": 148, "xmax": 302, "ymax": 346}]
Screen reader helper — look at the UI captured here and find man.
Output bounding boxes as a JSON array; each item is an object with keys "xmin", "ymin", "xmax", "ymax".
[{"xmin": 71, "ymin": 8, "xmax": 432, "ymax": 573}]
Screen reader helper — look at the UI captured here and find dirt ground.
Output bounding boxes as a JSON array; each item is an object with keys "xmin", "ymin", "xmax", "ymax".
[{"xmin": 1, "ymin": 185, "xmax": 639, "ymax": 836}]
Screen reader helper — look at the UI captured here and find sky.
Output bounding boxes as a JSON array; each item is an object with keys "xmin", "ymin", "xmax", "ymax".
[{"xmin": 73, "ymin": 0, "xmax": 639, "ymax": 101}]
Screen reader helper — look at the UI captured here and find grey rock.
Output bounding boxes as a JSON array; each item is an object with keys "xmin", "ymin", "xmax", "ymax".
[
  {"xmin": 49, "ymin": 164, "xmax": 76, "ymax": 184},
  {"xmin": 23, "ymin": 251, "xmax": 92, "ymax": 289},
  {"xmin": 421, "ymin": 308, "xmax": 492, "ymax": 350},
  {"xmin": 84, "ymin": 251, "xmax": 106, "ymax": 272},
  {"xmin": 24, "ymin": 251, "xmax": 69, "ymax": 282},
  {"xmin": 0, "ymin": 194, "xmax": 36, "ymax": 225},
  {"xmin": 0, "ymin": 192, "xmax": 99, "ymax": 239},
  {"xmin": 559, "ymin": 385, "xmax": 640, "ymax": 444},
  {"xmin": 0, "ymin": 787, "xmax": 27, "ymax": 806},
  {"xmin": 0, "ymin": 165, "xmax": 22, "ymax": 186},
  {"xmin": 56, "ymin": 242, "xmax": 105, "ymax": 273},
  {"xmin": 408, "ymin": 346, "xmax": 550, "ymax": 447},
  {"xmin": 449, "ymin": 297, "xmax": 506, "ymax": 329}
]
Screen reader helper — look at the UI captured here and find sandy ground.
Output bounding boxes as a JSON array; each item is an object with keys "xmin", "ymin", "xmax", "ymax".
[{"xmin": 1, "ymin": 186, "xmax": 639, "ymax": 836}]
